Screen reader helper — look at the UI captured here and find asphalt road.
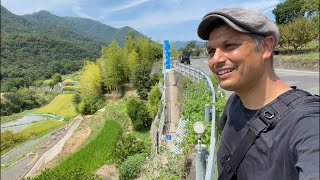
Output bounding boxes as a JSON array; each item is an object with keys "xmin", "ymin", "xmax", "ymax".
[{"xmin": 189, "ymin": 58, "xmax": 319, "ymax": 97}]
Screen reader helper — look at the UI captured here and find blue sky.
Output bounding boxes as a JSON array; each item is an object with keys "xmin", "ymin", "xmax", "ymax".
[{"xmin": 2, "ymin": 0, "xmax": 281, "ymax": 42}]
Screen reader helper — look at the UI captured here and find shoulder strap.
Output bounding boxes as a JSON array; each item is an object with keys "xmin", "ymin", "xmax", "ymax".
[{"xmin": 218, "ymin": 89, "xmax": 317, "ymax": 180}]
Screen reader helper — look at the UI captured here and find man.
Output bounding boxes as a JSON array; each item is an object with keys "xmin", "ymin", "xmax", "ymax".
[{"xmin": 197, "ymin": 8, "xmax": 319, "ymax": 180}]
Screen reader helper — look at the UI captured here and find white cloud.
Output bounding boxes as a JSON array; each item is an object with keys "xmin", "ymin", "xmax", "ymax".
[
  {"xmin": 104, "ymin": 0, "xmax": 153, "ymax": 13},
  {"xmin": 107, "ymin": 0, "xmax": 280, "ymax": 29}
]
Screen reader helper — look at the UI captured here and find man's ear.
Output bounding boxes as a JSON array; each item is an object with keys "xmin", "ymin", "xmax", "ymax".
[{"xmin": 262, "ymin": 36, "xmax": 275, "ymax": 60}]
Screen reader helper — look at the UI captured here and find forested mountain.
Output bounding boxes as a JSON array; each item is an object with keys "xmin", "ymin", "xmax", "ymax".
[{"xmin": 0, "ymin": 6, "xmax": 145, "ymax": 91}]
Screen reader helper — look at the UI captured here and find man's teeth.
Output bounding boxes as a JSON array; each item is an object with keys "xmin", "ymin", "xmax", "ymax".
[{"xmin": 217, "ymin": 69, "xmax": 233, "ymax": 75}]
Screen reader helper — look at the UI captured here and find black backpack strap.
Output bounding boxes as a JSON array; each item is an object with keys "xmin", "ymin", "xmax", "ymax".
[{"xmin": 218, "ymin": 89, "xmax": 315, "ymax": 180}]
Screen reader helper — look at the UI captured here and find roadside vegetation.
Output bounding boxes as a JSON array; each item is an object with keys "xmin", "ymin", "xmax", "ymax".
[{"xmin": 1, "ymin": 119, "xmax": 65, "ymax": 155}]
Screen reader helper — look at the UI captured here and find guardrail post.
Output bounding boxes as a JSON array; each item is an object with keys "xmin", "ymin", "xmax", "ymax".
[{"xmin": 204, "ymin": 104, "xmax": 211, "ymax": 122}]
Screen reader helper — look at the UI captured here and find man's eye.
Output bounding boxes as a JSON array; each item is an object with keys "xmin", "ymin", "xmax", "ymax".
[
  {"xmin": 226, "ymin": 44, "xmax": 237, "ymax": 50},
  {"xmin": 208, "ymin": 50, "xmax": 215, "ymax": 57}
]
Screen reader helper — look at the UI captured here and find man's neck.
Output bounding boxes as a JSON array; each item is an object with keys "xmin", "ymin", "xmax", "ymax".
[{"xmin": 237, "ymin": 73, "xmax": 292, "ymax": 110}]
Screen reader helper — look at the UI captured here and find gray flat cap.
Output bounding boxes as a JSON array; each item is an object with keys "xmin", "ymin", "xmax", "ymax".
[{"xmin": 197, "ymin": 7, "xmax": 280, "ymax": 45}]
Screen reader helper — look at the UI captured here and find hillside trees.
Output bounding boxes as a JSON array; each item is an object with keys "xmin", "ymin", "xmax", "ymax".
[
  {"xmin": 99, "ymin": 41, "xmax": 128, "ymax": 92},
  {"xmin": 0, "ymin": 33, "xmax": 100, "ymax": 91},
  {"xmin": 75, "ymin": 34, "xmax": 162, "ymax": 115}
]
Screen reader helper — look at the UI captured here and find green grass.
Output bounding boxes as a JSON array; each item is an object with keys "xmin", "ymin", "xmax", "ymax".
[
  {"xmin": 62, "ymin": 71, "xmax": 80, "ymax": 82},
  {"xmin": 17, "ymin": 119, "xmax": 66, "ymax": 138},
  {"xmin": 51, "ymin": 119, "xmax": 122, "ymax": 174},
  {"xmin": 104, "ymin": 100, "xmax": 132, "ymax": 132},
  {"xmin": 42, "ymin": 79, "xmax": 53, "ymax": 86},
  {"xmin": 34, "ymin": 94, "xmax": 77, "ymax": 118},
  {"xmin": 63, "ymin": 79, "xmax": 76, "ymax": 83}
]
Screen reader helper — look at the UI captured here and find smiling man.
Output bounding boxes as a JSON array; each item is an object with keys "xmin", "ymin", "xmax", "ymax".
[{"xmin": 197, "ymin": 8, "xmax": 319, "ymax": 180}]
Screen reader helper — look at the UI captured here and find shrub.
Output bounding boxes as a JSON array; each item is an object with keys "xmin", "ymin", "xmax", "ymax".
[
  {"xmin": 113, "ymin": 133, "xmax": 148, "ymax": 164},
  {"xmin": 150, "ymin": 73, "xmax": 160, "ymax": 86},
  {"xmin": 148, "ymin": 85, "xmax": 161, "ymax": 118},
  {"xmin": 118, "ymin": 153, "xmax": 147, "ymax": 180},
  {"xmin": 1, "ymin": 130, "xmax": 28, "ymax": 151},
  {"xmin": 77, "ymin": 95, "xmax": 104, "ymax": 115},
  {"xmin": 126, "ymin": 98, "xmax": 152, "ymax": 131}
]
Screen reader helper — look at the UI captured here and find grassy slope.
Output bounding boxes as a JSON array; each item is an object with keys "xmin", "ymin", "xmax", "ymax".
[
  {"xmin": 34, "ymin": 94, "xmax": 77, "ymax": 118},
  {"xmin": 18, "ymin": 119, "xmax": 66, "ymax": 137},
  {"xmin": 52, "ymin": 119, "xmax": 121, "ymax": 174}
]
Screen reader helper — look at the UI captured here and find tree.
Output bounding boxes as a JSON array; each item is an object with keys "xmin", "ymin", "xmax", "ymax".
[
  {"xmin": 52, "ymin": 73, "xmax": 62, "ymax": 84},
  {"xmin": 278, "ymin": 17, "xmax": 317, "ymax": 50},
  {"xmin": 272, "ymin": 0, "xmax": 305, "ymax": 25},
  {"xmin": 78, "ymin": 61, "xmax": 102, "ymax": 96},
  {"xmin": 99, "ymin": 41, "xmax": 128, "ymax": 92},
  {"xmin": 170, "ymin": 41, "xmax": 180, "ymax": 58},
  {"xmin": 132, "ymin": 61, "xmax": 152, "ymax": 100},
  {"xmin": 127, "ymin": 50, "xmax": 138, "ymax": 81}
]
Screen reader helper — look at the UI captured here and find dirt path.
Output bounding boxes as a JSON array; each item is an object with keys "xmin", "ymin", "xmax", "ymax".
[{"xmin": 24, "ymin": 115, "xmax": 82, "ymax": 177}]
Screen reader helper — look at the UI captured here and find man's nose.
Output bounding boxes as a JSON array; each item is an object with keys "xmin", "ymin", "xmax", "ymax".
[{"xmin": 212, "ymin": 48, "xmax": 226, "ymax": 63}]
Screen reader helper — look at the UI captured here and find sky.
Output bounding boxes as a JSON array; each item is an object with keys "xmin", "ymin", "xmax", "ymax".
[{"xmin": 2, "ymin": 0, "xmax": 282, "ymax": 42}]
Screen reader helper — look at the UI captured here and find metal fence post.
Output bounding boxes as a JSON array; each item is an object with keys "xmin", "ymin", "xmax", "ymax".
[{"xmin": 204, "ymin": 104, "xmax": 211, "ymax": 122}]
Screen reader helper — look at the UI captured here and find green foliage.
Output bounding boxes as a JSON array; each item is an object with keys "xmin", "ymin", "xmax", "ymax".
[
  {"xmin": 0, "ymin": 6, "xmax": 146, "ymax": 91},
  {"xmin": 113, "ymin": 133, "xmax": 148, "ymax": 164},
  {"xmin": 52, "ymin": 73, "xmax": 62, "ymax": 84},
  {"xmin": 0, "ymin": 89, "xmax": 57, "ymax": 116},
  {"xmin": 126, "ymin": 98, "xmax": 152, "ymax": 131},
  {"xmin": 132, "ymin": 61, "xmax": 153, "ymax": 99},
  {"xmin": 148, "ymin": 85, "xmax": 161, "ymax": 118},
  {"xmin": 77, "ymin": 95, "xmax": 104, "ymax": 115},
  {"xmin": 272, "ymin": 0, "xmax": 305, "ymax": 25},
  {"xmin": 127, "ymin": 50, "xmax": 138, "ymax": 80},
  {"xmin": 0, "ymin": 33, "xmax": 100, "ymax": 91},
  {"xmin": 170, "ymin": 41, "xmax": 180, "ymax": 58},
  {"xmin": 278, "ymin": 17, "xmax": 318, "ymax": 50},
  {"xmin": 118, "ymin": 153, "xmax": 147, "ymax": 180},
  {"xmin": 78, "ymin": 61, "xmax": 102, "ymax": 96},
  {"xmin": 141, "ymin": 148, "xmax": 184, "ymax": 180},
  {"xmin": 179, "ymin": 41, "xmax": 206, "ymax": 57},
  {"xmin": 99, "ymin": 41, "xmax": 128, "ymax": 92},
  {"xmin": 72, "ymin": 93, "xmax": 81, "ymax": 105},
  {"xmin": 30, "ymin": 167, "xmax": 101, "ymax": 180},
  {"xmin": 18, "ymin": 120, "xmax": 65, "ymax": 138},
  {"xmin": 179, "ymin": 76, "xmax": 226, "ymax": 154},
  {"xmin": 1, "ymin": 130, "xmax": 28, "ymax": 151}
]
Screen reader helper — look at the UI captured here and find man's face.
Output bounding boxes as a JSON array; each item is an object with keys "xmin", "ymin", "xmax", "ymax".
[{"xmin": 207, "ymin": 25, "xmax": 266, "ymax": 92}]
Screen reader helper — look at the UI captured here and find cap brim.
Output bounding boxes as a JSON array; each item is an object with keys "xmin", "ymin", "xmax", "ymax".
[{"xmin": 197, "ymin": 14, "xmax": 250, "ymax": 40}]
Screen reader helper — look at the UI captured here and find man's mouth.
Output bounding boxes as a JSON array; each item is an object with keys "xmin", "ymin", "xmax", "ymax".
[{"xmin": 217, "ymin": 68, "xmax": 235, "ymax": 75}]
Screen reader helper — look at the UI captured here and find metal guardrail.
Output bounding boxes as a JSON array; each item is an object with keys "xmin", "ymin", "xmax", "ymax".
[{"xmin": 172, "ymin": 62, "xmax": 217, "ymax": 180}]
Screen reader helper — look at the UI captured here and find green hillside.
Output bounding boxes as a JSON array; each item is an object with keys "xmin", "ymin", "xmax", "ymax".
[{"xmin": 0, "ymin": 5, "xmax": 145, "ymax": 91}]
